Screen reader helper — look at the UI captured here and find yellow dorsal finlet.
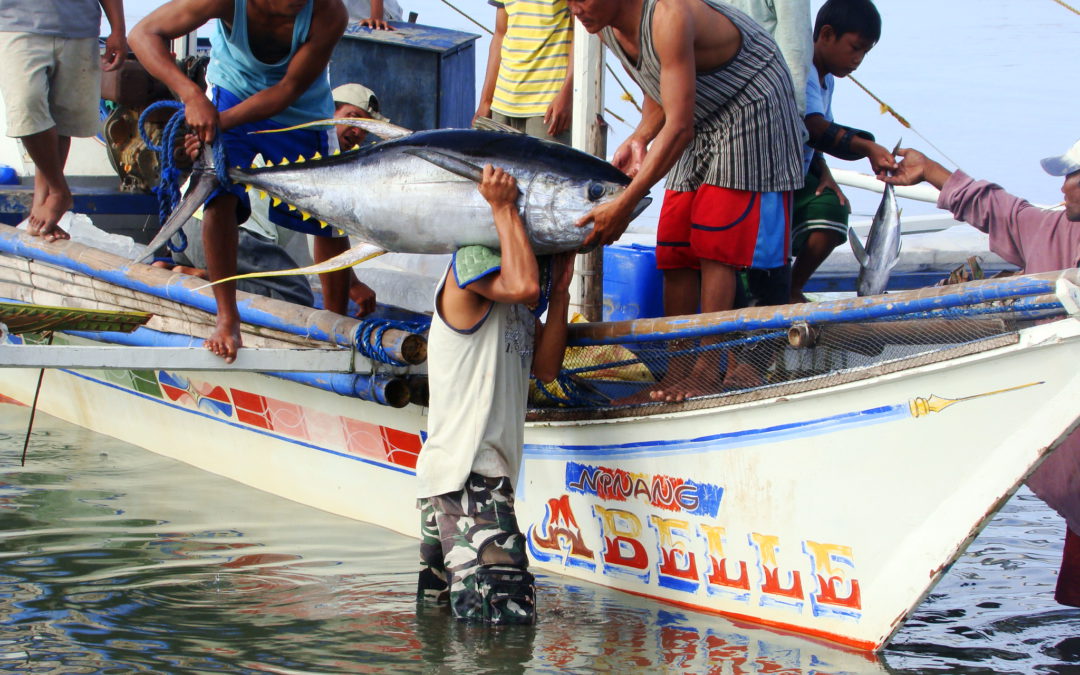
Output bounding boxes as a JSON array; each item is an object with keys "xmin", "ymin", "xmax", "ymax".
[
  {"xmin": 257, "ymin": 190, "xmax": 268, "ymax": 201},
  {"xmin": 300, "ymin": 211, "xmax": 311, "ymax": 220},
  {"xmin": 287, "ymin": 204, "xmax": 297, "ymax": 212},
  {"xmin": 295, "ymin": 155, "xmax": 305, "ymax": 163},
  {"xmin": 278, "ymin": 157, "xmax": 289, "ymax": 166},
  {"xmin": 312, "ymin": 151, "xmax": 322, "ymax": 160},
  {"xmin": 271, "ymin": 197, "xmax": 282, "ymax": 207}
]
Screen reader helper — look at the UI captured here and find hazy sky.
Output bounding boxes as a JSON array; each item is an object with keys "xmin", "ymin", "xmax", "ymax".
[{"xmin": 120, "ymin": 0, "xmax": 1078, "ymax": 219}]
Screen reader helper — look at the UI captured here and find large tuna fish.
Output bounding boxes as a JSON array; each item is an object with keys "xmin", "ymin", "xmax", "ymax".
[{"xmin": 138, "ymin": 122, "xmax": 651, "ymax": 273}]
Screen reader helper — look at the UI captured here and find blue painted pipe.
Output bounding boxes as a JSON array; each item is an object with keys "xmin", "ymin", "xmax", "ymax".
[{"xmin": 569, "ymin": 269, "xmax": 1077, "ymax": 346}]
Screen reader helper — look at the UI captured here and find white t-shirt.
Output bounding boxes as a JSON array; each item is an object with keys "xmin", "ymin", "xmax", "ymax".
[{"xmin": 416, "ymin": 270, "xmax": 536, "ymax": 498}]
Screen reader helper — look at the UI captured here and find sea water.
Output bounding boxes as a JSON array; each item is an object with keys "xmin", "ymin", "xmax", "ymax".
[{"xmin": 0, "ymin": 404, "xmax": 1076, "ymax": 673}]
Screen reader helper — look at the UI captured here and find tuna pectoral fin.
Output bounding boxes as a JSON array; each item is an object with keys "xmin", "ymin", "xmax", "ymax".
[
  {"xmin": 136, "ymin": 171, "xmax": 219, "ymax": 263},
  {"xmin": 249, "ymin": 118, "xmax": 413, "ymax": 140},
  {"xmin": 403, "ymin": 148, "xmax": 484, "ymax": 183},
  {"xmin": 847, "ymin": 228, "xmax": 869, "ymax": 267},
  {"xmin": 195, "ymin": 242, "xmax": 387, "ymax": 290},
  {"xmin": 472, "ymin": 116, "xmax": 526, "ymax": 135}
]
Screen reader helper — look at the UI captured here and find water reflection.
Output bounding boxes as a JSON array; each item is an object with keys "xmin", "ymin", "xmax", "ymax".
[{"xmin": 0, "ymin": 404, "xmax": 1076, "ymax": 673}]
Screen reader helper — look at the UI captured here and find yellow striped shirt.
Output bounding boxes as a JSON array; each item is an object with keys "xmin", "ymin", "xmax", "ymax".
[{"xmin": 491, "ymin": 0, "xmax": 572, "ymax": 117}]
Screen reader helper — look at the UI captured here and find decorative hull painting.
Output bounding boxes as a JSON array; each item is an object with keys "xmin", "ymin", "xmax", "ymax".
[{"xmin": 1, "ymin": 316, "xmax": 1077, "ymax": 652}]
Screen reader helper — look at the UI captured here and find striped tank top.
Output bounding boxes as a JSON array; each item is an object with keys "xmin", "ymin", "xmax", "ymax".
[
  {"xmin": 601, "ymin": 0, "xmax": 805, "ymax": 193},
  {"xmin": 491, "ymin": 0, "xmax": 573, "ymax": 117},
  {"xmin": 206, "ymin": 0, "xmax": 334, "ymax": 128}
]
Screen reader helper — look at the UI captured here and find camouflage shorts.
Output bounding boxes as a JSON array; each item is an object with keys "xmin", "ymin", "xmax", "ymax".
[{"xmin": 416, "ymin": 473, "xmax": 535, "ymax": 625}]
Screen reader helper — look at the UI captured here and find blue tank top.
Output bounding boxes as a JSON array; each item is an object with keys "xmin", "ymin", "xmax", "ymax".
[{"xmin": 205, "ymin": 0, "xmax": 334, "ymax": 127}]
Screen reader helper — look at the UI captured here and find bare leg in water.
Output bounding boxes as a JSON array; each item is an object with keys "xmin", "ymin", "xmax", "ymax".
[
  {"xmin": 202, "ymin": 193, "xmax": 242, "ymax": 362},
  {"xmin": 22, "ymin": 129, "xmax": 73, "ymax": 242}
]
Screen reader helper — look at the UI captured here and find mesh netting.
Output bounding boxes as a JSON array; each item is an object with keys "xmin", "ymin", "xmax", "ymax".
[{"xmin": 529, "ymin": 313, "xmax": 1025, "ymax": 418}]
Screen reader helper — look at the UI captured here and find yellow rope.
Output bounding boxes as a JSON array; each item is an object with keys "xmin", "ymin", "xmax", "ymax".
[
  {"xmin": 1050, "ymin": 0, "xmax": 1080, "ymax": 16},
  {"xmin": 847, "ymin": 75, "xmax": 961, "ymax": 169}
]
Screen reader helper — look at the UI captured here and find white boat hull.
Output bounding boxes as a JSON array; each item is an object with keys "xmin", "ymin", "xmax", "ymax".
[{"xmin": 2, "ymin": 316, "xmax": 1078, "ymax": 650}]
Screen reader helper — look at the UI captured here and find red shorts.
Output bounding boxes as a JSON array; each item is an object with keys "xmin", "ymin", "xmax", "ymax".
[{"xmin": 656, "ymin": 185, "xmax": 792, "ymax": 270}]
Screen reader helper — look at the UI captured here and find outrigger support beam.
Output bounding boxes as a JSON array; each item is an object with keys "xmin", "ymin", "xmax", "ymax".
[{"xmin": 0, "ymin": 344, "xmax": 359, "ymax": 372}]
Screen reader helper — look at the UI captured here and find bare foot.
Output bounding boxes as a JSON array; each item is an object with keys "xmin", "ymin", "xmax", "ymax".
[
  {"xmin": 205, "ymin": 315, "xmax": 242, "ymax": 363},
  {"xmin": 721, "ymin": 359, "xmax": 763, "ymax": 390},
  {"xmin": 28, "ymin": 188, "xmax": 73, "ymax": 242}
]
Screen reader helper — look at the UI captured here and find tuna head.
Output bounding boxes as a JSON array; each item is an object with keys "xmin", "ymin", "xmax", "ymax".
[
  {"xmin": 406, "ymin": 130, "xmax": 653, "ymax": 254},
  {"xmin": 518, "ymin": 169, "xmax": 651, "ymax": 254}
]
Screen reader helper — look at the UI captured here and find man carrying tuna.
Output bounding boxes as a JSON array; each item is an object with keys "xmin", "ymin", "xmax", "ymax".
[
  {"xmin": 416, "ymin": 166, "xmax": 574, "ymax": 624},
  {"xmin": 130, "ymin": 0, "xmax": 350, "ymax": 363}
]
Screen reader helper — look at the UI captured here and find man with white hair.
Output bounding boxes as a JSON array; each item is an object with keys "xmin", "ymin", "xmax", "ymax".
[{"xmin": 884, "ymin": 139, "xmax": 1080, "ymax": 607}]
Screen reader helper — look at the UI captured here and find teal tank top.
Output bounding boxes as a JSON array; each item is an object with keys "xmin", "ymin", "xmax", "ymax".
[{"xmin": 205, "ymin": 0, "xmax": 334, "ymax": 127}]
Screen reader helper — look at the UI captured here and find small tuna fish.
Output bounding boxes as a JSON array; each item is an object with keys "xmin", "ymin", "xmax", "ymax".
[
  {"xmin": 848, "ymin": 183, "xmax": 901, "ymax": 297},
  {"xmin": 847, "ymin": 143, "xmax": 903, "ymax": 296}
]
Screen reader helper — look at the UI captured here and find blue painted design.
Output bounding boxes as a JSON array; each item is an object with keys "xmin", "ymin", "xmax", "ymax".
[{"xmin": 527, "ymin": 405, "xmax": 909, "ymax": 461}]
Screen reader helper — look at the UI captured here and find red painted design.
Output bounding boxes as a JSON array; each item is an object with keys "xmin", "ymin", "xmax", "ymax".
[
  {"xmin": 382, "ymin": 427, "xmax": 421, "ymax": 469},
  {"xmin": 761, "ymin": 566, "xmax": 804, "ymax": 599},
  {"xmin": 265, "ymin": 398, "xmax": 306, "ymax": 438},
  {"xmin": 342, "ymin": 417, "xmax": 388, "ymax": 462},
  {"xmin": 231, "ymin": 389, "xmax": 272, "ymax": 429},
  {"xmin": 816, "ymin": 575, "xmax": 862, "ymax": 609},
  {"xmin": 531, "ymin": 495, "xmax": 596, "ymax": 559}
]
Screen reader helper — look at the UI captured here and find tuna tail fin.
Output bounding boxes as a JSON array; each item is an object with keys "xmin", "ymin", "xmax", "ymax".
[
  {"xmin": 404, "ymin": 148, "xmax": 485, "ymax": 183},
  {"xmin": 195, "ymin": 242, "xmax": 387, "ymax": 290},
  {"xmin": 249, "ymin": 118, "xmax": 413, "ymax": 141},
  {"xmin": 847, "ymin": 227, "xmax": 869, "ymax": 267},
  {"xmin": 135, "ymin": 147, "xmax": 219, "ymax": 263}
]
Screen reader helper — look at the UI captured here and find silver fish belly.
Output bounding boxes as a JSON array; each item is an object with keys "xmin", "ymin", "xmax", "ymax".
[
  {"xmin": 227, "ymin": 129, "xmax": 650, "ymax": 255},
  {"xmin": 848, "ymin": 183, "xmax": 901, "ymax": 297}
]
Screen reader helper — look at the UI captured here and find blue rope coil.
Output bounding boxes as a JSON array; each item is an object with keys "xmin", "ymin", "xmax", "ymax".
[
  {"xmin": 353, "ymin": 316, "xmax": 430, "ymax": 366},
  {"xmin": 139, "ymin": 101, "xmax": 230, "ymax": 253}
]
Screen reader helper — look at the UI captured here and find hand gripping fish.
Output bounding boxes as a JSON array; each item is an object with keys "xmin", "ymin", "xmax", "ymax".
[
  {"xmin": 137, "ymin": 119, "xmax": 652, "ymax": 283},
  {"xmin": 847, "ymin": 142, "xmax": 903, "ymax": 297}
]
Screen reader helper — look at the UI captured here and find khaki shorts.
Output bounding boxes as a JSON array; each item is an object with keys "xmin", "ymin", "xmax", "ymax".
[{"xmin": 0, "ymin": 32, "xmax": 101, "ymax": 138}]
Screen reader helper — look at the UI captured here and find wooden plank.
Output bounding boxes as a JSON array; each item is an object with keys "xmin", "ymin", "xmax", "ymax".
[{"xmin": 0, "ymin": 344, "xmax": 361, "ymax": 372}]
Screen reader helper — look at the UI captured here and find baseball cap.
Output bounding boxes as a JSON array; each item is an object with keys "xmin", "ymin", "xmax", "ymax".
[
  {"xmin": 1040, "ymin": 138, "xmax": 1080, "ymax": 176},
  {"xmin": 332, "ymin": 83, "xmax": 389, "ymax": 122}
]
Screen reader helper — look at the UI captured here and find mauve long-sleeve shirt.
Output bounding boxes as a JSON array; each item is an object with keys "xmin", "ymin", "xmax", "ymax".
[{"xmin": 939, "ymin": 169, "xmax": 1080, "ymax": 535}]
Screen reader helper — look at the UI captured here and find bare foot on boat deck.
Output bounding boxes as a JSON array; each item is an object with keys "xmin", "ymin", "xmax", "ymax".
[
  {"xmin": 205, "ymin": 317, "xmax": 242, "ymax": 363},
  {"xmin": 27, "ymin": 186, "xmax": 73, "ymax": 242}
]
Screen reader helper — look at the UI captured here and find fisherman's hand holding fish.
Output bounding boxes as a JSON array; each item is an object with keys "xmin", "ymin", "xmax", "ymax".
[{"xmin": 879, "ymin": 148, "xmax": 954, "ymax": 190}]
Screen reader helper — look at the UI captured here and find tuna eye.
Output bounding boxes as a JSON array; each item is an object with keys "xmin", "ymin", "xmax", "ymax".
[{"xmin": 587, "ymin": 182, "xmax": 606, "ymax": 202}]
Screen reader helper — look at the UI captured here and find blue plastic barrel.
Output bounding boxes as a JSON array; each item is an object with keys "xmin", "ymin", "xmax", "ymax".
[
  {"xmin": 602, "ymin": 243, "xmax": 664, "ymax": 321},
  {"xmin": 0, "ymin": 165, "xmax": 17, "ymax": 185}
]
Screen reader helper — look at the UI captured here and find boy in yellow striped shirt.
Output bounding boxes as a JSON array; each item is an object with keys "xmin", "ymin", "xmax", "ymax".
[{"xmin": 474, "ymin": 0, "xmax": 574, "ymax": 144}]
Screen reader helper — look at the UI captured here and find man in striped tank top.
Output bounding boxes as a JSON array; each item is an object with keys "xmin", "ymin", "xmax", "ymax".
[
  {"xmin": 570, "ymin": 0, "xmax": 804, "ymax": 397},
  {"xmin": 475, "ymin": 0, "xmax": 574, "ymax": 143}
]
